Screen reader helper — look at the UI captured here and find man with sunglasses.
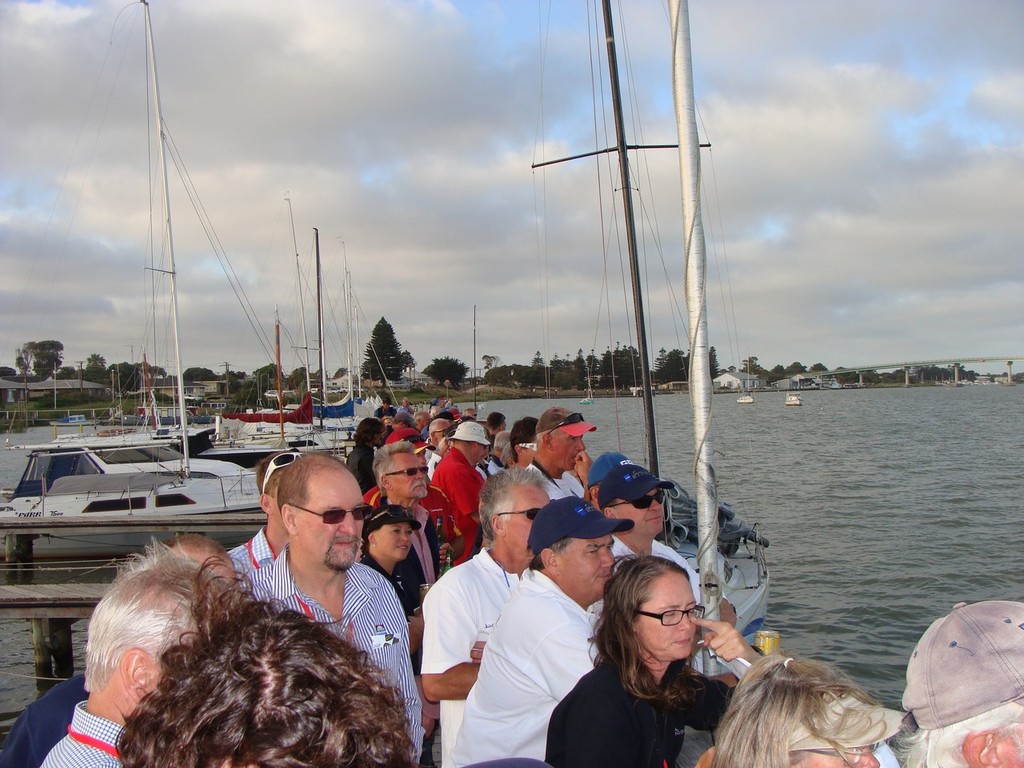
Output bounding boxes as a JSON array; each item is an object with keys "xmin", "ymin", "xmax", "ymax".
[
  {"xmin": 452, "ymin": 496, "xmax": 633, "ymax": 767},
  {"xmin": 228, "ymin": 451, "xmax": 298, "ymax": 575},
  {"xmin": 421, "ymin": 469, "xmax": 550, "ymax": 768},
  {"xmin": 529, "ymin": 407, "xmax": 595, "ymax": 500},
  {"xmin": 248, "ymin": 454, "xmax": 422, "ymax": 756},
  {"xmin": 598, "ymin": 463, "xmax": 701, "ymax": 603}
]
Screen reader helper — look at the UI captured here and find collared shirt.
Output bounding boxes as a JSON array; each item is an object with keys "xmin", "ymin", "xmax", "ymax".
[
  {"xmin": 451, "ymin": 569, "xmax": 596, "ymax": 767},
  {"xmin": 40, "ymin": 701, "xmax": 122, "ymax": 768},
  {"xmin": 526, "ymin": 461, "xmax": 585, "ymax": 500},
  {"xmin": 432, "ymin": 449, "xmax": 484, "ymax": 565},
  {"xmin": 228, "ymin": 526, "xmax": 276, "ymax": 575},
  {"xmin": 421, "ymin": 549, "xmax": 522, "ymax": 768},
  {"xmin": 611, "ymin": 537, "xmax": 700, "ymax": 602},
  {"xmin": 249, "ymin": 548, "xmax": 422, "ymax": 751}
]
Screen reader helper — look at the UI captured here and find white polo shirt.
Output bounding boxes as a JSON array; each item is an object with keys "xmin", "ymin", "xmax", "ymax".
[
  {"xmin": 451, "ymin": 569, "xmax": 596, "ymax": 767},
  {"xmin": 526, "ymin": 462, "xmax": 585, "ymax": 500},
  {"xmin": 421, "ymin": 549, "xmax": 521, "ymax": 768},
  {"xmin": 611, "ymin": 536, "xmax": 701, "ymax": 602}
]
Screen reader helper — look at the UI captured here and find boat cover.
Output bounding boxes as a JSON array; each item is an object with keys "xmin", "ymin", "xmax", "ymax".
[
  {"xmin": 47, "ymin": 473, "xmax": 164, "ymax": 496},
  {"xmin": 222, "ymin": 393, "xmax": 313, "ymax": 424}
]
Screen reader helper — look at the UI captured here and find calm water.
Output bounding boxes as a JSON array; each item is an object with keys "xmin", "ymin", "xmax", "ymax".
[{"xmin": 0, "ymin": 385, "xmax": 1021, "ymax": 727}]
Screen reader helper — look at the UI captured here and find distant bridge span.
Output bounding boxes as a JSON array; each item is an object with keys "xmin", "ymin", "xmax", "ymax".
[{"xmin": 818, "ymin": 356, "xmax": 1023, "ymax": 376}]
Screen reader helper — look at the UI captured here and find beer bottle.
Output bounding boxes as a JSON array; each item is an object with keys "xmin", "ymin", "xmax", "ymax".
[
  {"xmin": 435, "ymin": 514, "xmax": 446, "ymax": 545},
  {"xmin": 441, "ymin": 547, "xmax": 454, "ymax": 574}
]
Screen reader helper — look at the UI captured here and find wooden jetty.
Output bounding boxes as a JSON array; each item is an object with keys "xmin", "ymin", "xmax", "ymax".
[{"xmin": 1, "ymin": 512, "xmax": 263, "ymax": 680}]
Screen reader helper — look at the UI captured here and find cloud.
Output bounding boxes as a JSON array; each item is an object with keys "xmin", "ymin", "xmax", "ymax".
[{"xmin": 0, "ymin": 0, "xmax": 1020, "ymax": 379}]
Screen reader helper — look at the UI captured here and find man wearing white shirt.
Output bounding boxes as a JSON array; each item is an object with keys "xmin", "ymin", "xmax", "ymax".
[
  {"xmin": 450, "ymin": 496, "xmax": 632, "ymax": 766},
  {"xmin": 421, "ymin": 469, "xmax": 549, "ymax": 768},
  {"xmin": 527, "ymin": 407, "xmax": 596, "ymax": 500}
]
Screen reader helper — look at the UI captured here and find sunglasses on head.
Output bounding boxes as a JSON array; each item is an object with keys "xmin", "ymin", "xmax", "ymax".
[
  {"xmin": 555, "ymin": 412, "xmax": 585, "ymax": 429},
  {"xmin": 383, "ymin": 466, "xmax": 429, "ymax": 478},
  {"xmin": 607, "ymin": 488, "xmax": 665, "ymax": 509},
  {"xmin": 289, "ymin": 503, "xmax": 372, "ymax": 525},
  {"xmin": 262, "ymin": 451, "xmax": 302, "ymax": 494}
]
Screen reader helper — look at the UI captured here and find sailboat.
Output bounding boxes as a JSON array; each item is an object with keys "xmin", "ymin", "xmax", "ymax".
[
  {"xmin": 0, "ymin": 1, "xmax": 260, "ymax": 557},
  {"xmin": 556, "ymin": 0, "xmax": 770, "ymax": 637}
]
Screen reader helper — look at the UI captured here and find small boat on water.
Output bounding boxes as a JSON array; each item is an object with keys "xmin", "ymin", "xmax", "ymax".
[
  {"xmin": 736, "ymin": 393, "xmax": 754, "ymax": 404},
  {"xmin": 785, "ymin": 393, "xmax": 803, "ymax": 406},
  {"xmin": 49, "ymin": 414, "xmax": 95, "ymax": 427}
]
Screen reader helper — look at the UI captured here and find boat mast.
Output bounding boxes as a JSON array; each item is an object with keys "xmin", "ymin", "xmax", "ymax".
[
  {"xmin": 599, "ymin": 0, "xmax": 659, "ymax": 474},
  {"xmin": 286, "ymin": 194, "xmax": 312, "ymax": 394},
  {"xmin": 275, "ymin": 309, "xmax": 285, "ymax": 443},
  {"xmin": 314, "ymin": 228, "xmax": 327, "ymax": 429},
  {"xmin": 143, "ymin": 0, "xmax": 190, "ymax": 475},
  {"xmin": 669, "ymin": 0, "xmax": 723, "ymax": 620},
  {"xmin": 345, "ymin": 264, "xmax": 354, "ymax": 403}
]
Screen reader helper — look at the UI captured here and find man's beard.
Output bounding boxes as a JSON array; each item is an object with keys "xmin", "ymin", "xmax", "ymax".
[{"xmin": 324, "ymin": 535, "xmax": 360, "ymax": 572}]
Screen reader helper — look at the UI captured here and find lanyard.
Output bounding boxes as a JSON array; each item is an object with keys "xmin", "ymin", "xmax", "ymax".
[
  {"xmin": 66, "ymin": 725, "xmax": 120, "ymax": 759},
  {"xmin": 246, "ymin": 534, "xmax": 278, "ymax": 570}
]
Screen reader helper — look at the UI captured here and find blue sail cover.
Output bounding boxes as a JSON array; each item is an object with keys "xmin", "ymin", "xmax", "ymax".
[{"xmin": 315, "ymin": 401, "xmax": 355, "ymax": 418}]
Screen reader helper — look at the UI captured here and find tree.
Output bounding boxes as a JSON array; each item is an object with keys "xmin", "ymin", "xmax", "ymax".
[
  {"xmin": 84, "ymin": 354, "xmax": 107, "ymax": 382},
  {"xmin": 423, "ymin": 357, "xmax": 469, "ymax": 388},
  {"xmin": 481, "ymin": 354, "xmax": 500, "ymax": 371},
  {"xmin": 182, "ymin": 367, "xmax": 217, "ymax": 382},
  {"xmin": 361, "ymin": 317, "xmax": 404, "ymax": 384},
  {"xmin": 708, "ymin": 346, "xmax": 721, "ymax": 378},
  {"xmin": 398, "ymin": 350, "xmax": 416, "ymax": 373},
  {"xmin": 0, "ymin": 366, "xmax": 15, "ymax": 377},
  {"xmin": 15, "ymin": 340, "xmax": 64, "ymax": 376},
  {"xmin": 654, "ymin": 348, "xmax": 688, "ymax": 383}
]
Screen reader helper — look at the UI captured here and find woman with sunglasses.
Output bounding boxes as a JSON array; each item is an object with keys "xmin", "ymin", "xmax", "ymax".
[
  {"xmin": 703, "ymin": 656, "xmax": 903, "ymax": 768},
  {"xmin": 545, "ymin": 556, "xmax": 757, "ymax": 768}
]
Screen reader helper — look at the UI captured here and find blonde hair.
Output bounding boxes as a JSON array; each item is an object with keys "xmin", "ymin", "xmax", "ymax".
[{"xmin": 710, "ymin": 656, "xmax": 880, "ymax": 768}]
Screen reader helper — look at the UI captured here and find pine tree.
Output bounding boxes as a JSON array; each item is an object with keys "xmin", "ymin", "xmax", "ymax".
[{"xmin": 361, "ymin": 317, "xmax": 405, "ymax": 384}]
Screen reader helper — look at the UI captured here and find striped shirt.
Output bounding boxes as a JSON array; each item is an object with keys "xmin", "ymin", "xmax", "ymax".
[
  {"xmin": 40, "ymin": 702, "xmax": 122, "ymax": 768},
  {"xmin": 249, "ymin": 548, "xmax": 422, "ymax": 750},
  {"xmin": 228, "ymin": 527, "xmax": 276, "ymax": 575}
]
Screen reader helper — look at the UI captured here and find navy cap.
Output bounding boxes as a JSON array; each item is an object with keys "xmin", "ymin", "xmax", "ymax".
[
  {"xmin": 587, "ymin": 452, "xmax": 633, "ymax": 487},
  {"xmin": 597, "ymin": 464, "xmax": 674, "ymax": 509},
  {"xmin": 528, "ymin": 496, "xmax": 633, "ymax": 553}
]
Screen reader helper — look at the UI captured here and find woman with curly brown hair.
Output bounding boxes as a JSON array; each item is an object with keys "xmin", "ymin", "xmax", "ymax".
[
  {"xmin": 545, "ymin": 556, "xmax": 757, "ymax": 768},
  {"xmin": 119, "ymin": 576, "xmax": 415, "ymax": 768}
]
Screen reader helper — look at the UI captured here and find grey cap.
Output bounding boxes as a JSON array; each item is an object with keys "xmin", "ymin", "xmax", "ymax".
[{"xmin": 903, "ymin": 600, "xmax": 1024, "ymax": 729}]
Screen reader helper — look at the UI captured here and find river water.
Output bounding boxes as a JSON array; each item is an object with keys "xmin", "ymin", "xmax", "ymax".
[{"xmin": 1, "ymin": 384, "xmax": 1021, "ymax": 728}]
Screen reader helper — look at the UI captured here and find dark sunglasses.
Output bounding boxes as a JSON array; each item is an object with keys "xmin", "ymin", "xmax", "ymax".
[
  {"xmin": 262, "ymin": 451, "xmax": 302, "ymax": 493},
  {"xmin": 607, "ymin": 488, "xmax": 665, "ymax": 509},
  {"xmin": 289, "ymin": 503, "xmax": 372, "ymax": 525},
  {"xmin": 383, "ymin": 466, "xmax": 429, "ymax": 478},
  {"xmin": 555, "ymin": 412, "xmax": 585, "ymax": 429},
  {"xmin": 495, "ymin": 507, "xmax": 541, "ymax": 520},
  {"xmin": 366, "ymin": 505, "xmax": 415, "ymax": 524}
]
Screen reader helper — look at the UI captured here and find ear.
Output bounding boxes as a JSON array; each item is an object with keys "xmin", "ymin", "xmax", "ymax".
[
  {"xmin": 490, "ymin": 513, "xmax": 506, "ymax": 539},
  {"xmin": 961, "ymin": 730, "xmax": 1002, "ymax": 767},
  {"xmin": 281, "ymin": 503, "xmax": 301, "ymax": 536},
  {"xmin": 259, "ymin": 493, "xmax": 274, "ymax": 515},
  {"xmin": 120, "ymin": 648, "xmax": 159, "ymax": 706},
  {"xmin": 540, "ymin": 547, "xmax": 560, "ymax": 574},
  {"xmin": 366, "ymin": 530, "xmax": 378, "ymax": 549}
]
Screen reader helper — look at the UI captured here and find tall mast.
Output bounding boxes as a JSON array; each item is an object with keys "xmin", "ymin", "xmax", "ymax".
[
  {"xmin": 143, "ymin": 0, "xmax": 190, "ymax": 474},
  {"xmin": 314, "ymin": 228, "xmax": 327, "ymax": 429},
  {"xmin": 669, "ymin": 0, "xmax": 723, "ymax": 622},
  {"xmin": 286, "ymin": 194, "xmax": 312, "ymax": 394},
  {"xmin": 274, "ymin": 308, "xmax": 285, "ymax": 443},
  {"xmin": 599, "ymin": 0, "xmax": 659, "ymax": 474},
  {"xmin": 345, "ymin": 263, "xmax": 354, "ymax": 403}
]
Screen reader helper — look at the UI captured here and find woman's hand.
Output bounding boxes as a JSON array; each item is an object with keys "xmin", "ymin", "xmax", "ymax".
[{"xmin": 692, "ymin": 616, "xmax": 758, "ymax": 665}]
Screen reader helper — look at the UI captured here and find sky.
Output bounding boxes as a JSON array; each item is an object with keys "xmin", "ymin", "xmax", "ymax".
[{"xmin": 1, "ymin": 0, "xmax": 1021, "ymax": 379}]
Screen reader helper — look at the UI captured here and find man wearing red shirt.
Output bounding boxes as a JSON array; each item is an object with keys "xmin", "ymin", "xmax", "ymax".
[{"xmin": 431, "ymin": 421, "xmax": 490, "ymax": 565}]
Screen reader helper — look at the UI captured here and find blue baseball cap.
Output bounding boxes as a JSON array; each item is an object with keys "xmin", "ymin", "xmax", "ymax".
[
  {"xmin": 597, "ymin": 464, "xmax": 673, "ymax": 509},
  {"xmin": 587, "ymin": 452, "xmax": 633, "ymax": 487},
  {"xmin": 528, "ymin": 496, "xmax": 633, "ymax": 553}
]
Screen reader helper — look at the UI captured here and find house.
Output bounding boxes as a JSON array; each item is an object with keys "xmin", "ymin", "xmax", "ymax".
[
  {"xmin": 25, "ymin": 377, "xmax": 108, "ymax": 399},
  {"xmin": 713, "ymin": 371, "xmax": 765, "ymax": 390}
]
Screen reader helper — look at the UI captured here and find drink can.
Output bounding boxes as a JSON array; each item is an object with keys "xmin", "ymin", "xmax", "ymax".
[
  {"xmin": 419, "ymin": 583, "xmax": 433, "ymax": 604},
  {"xmin": 754, "ymin": 630, "xmax": 781, "ymax": 655}
]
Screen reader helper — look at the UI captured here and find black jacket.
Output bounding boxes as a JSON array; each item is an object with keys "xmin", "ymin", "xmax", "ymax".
[{"xmin": 546, "ymin": 661, "xmax": 730, "ymax": 768}]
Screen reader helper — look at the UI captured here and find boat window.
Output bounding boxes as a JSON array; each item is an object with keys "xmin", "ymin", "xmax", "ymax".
[
  {"xmin": 96, "ymin": 446, "xmax": 184, "ymax": 464},
  {"xmin": 13, "ymin": 451, "xmax": 102, "ymax": 497},
  {"xmin": 83, "ymin": 497, "xmax": 148, "ymax": 513},
  {"xmin": 153, "ymin": 494, "xmax": 196, "ymax": 507}
]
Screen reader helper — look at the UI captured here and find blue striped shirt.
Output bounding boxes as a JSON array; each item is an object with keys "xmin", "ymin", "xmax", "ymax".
[
  {"xmin": 228, "ymin": 527, "xmax": 276, "ymax": 575},
  {"xmin": 40, "ymin": 701, "xmax": 122, "ymax": 768},
  {"xmin": 249, "ymin": 548, "xmax": 421, "ymax": 750}
]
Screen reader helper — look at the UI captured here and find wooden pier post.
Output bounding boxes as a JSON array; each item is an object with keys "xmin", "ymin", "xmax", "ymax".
[
  {"xmin": 5, "ymin": 533, "xmax": 34, "ymax": 565},
  {"xmin": 31, "ymin": 619, "xmax": 53, "ymax": 679}
]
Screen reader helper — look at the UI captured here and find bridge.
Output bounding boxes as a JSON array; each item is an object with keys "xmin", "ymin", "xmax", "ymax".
[{"xmin": 816, "ymin": 357, "xmax": 1022, "ymax": 386}]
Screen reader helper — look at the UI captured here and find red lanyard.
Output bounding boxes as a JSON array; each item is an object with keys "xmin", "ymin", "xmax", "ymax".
[
  {"xmin": 66, "ymin": 725, "xmax": 120, "ymax": 759},
  {"xmin": 295, "ymin": 594, "xmax": 315, "ymax": 619},
  {"xmin": 246, "ymin": 535, "xmax": 278, "ymax": 570}
]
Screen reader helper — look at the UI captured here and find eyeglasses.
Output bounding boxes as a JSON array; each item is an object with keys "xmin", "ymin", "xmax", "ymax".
[
  {"xmin": 495, "ymin": 507, "xmax": 541, "ymax": 520},
  {"xmin": 514, "ymin": 442, "xmax": 537, "ymax": 452},
  {"xmin": 287, "ymin": 503, "xmax": 372, "ymax": 525},
  {"xmin": 383, "ymin": 466, "xmax": 429, "ymax": 478},
  {"xmin": 791, "ymin": 744, "xmax": 881, "ymax": 767},
  {"xmin": 262, "ymin": 451, "xmax": 302, "ymax": 494},
  {"xmin": 606, "ymin": 489, "xmax": 665, "ymax": 509},
  {"xmin": 636, "ymin": 604, "xmax": 706, "ymax": 626}
]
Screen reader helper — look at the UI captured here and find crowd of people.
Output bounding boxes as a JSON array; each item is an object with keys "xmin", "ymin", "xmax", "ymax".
[{"xmin": 2, "ymin": 403, "xmax": 1021, "ymax": 768}]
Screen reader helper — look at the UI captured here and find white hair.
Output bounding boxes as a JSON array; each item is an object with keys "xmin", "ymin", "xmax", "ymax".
[
  {"xmin": 84, "ymin": 543, "xmax": 199, "ymax": 692},
  {"xmin": 899, "ymin": 701, "xmax": 1024, "ymax": 768}
]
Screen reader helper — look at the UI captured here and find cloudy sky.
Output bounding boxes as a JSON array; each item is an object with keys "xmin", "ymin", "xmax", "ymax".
[{"xmin": 1, "ymin": 0, "xmax": 1021, "ymax": 379}]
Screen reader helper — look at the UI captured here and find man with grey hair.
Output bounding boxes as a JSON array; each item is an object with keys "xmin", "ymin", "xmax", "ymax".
[
  {"xmin": 426, "ymin": 417, "xmax": 452, "ymax": 479},
  {"xmin": 901, "ymin": 600, "xmax": 1024, "ymax": 768},
  {"xmin": 421, "ymin": 468, "xmax": 550, "ymax": 768},
  {"xmin": 40, "ymin": 545, "xmax": 201, "ymax": 768}
]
